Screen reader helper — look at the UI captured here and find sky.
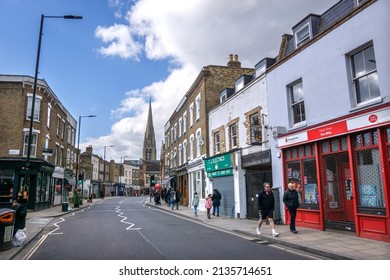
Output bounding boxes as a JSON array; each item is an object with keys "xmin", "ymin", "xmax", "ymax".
[{"xmin": 0, "ymin": 0, "xmax": 339, "ymax": 162}]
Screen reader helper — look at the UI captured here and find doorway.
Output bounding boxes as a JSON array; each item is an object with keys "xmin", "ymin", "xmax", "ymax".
[
  {"xmin": 245, "ymin": 168, "xmax": 272, "ymax": 219},
  {"xmin": 321, "ymin": 152, "xmax": 355, "ymax": 231}
]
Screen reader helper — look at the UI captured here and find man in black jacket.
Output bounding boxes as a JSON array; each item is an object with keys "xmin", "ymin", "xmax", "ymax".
[
  {"xmin": 283, "ymin": 183, "xmax": 300, "ymax": 234},
  {"xmin": 256, "ymin": 182, "xmax": 279, "ymax": 237}
]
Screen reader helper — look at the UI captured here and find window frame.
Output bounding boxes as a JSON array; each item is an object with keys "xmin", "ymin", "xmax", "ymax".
[
  {"xmin": 23, "ymin": 131, "xmax": 38, "ymax": 157},
  {"xmin": 26, "ymin": 94, "xmax": 42, "ymax": 122},
  {"xmin": 349, "ymin": 43, "xmax": 381, "ymax": 107},
  {"xmin": 230, "ymin": 123, "xmax": 238, "ymax": 149},
  {"xmin": 214, "ymin": 131, "xmax": 220, "ymax": 154},
  {"xmin": 288, "ymin": 79, "xmax": 306, "ymax": 127},
  {"xmin": 295, "ymin": 23, "xmax": 311, "ymax": 48},
  {"xmin": 250, "ymin": 112, "xmax": 262, "ymax": 144}
]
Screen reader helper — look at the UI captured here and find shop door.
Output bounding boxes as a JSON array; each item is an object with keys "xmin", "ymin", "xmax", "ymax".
[
  {"xmin": 245, "ymin": 169, "xmax": 272, "ymax": 219},
  {"xmin": 322, "ymin": 152, "xmax": 355, "ymax": 230}
]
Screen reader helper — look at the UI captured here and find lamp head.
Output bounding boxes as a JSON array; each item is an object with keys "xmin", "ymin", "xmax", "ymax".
[{"xmin": 64, "ymin": 15, "xmax": 83, "ymax": 20}]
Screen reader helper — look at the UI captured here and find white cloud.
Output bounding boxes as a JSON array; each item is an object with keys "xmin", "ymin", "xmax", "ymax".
[
  {"xmin": 89, "ymin": 0, "xmax": 339, "ymax": 161},
  {"xmin": 95, "ymin": 24, "xmax": 142, "ymax": 59}
]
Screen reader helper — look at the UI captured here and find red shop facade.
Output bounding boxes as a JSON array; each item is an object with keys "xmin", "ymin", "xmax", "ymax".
[{"xmin": 278, "ymin": 105, "xmax": 390, "ymax": 242}]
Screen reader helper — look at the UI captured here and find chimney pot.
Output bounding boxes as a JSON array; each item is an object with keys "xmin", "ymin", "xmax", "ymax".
[
  {"xmin": 234, "ymin": 54, "xmax": 238, "ymax": 61},
  {"xmin": 229, "ymin": 54, "xmax": 233, "ymax": 61}
]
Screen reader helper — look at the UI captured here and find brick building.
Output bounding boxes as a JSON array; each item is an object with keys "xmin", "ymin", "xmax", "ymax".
[
  {"xmin": 163, "ymin": 55, "xmax": 254, "ymax": 206},
  {"xmin": 0, "ymin": 75, "xmax": 77, "ymax": 210}
]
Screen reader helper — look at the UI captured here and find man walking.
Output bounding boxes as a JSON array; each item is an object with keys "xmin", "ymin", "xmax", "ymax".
[
  {"xmin": 256, "ymin": 182, "xmax": 279, "ymax": 237},
  {"xmin": 283, "ymin": 182, "xmax": 300, "ymax": 234}
]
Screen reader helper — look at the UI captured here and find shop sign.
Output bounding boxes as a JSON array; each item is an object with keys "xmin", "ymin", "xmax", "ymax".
[
  {"xmin": 307, "ymin": 121, "xmax": 347, "ymax": 140},
  {"xmin": 205, "ymin": 153, "xmax": 232, "ymax": 172},
  {"xmin": 53, "ymin": 166, "xmax": 64, "ymax": 178},
  {"xmin": 278, "ymin": 107, "xmax": 390, "ymax": 148},
  {"xmin": 242, "ymin": 150, "xmax": 271, "ymax": 168},
  {"xmin": 207, "ymin": 168, "xmax": 233, "ymax": 178}
]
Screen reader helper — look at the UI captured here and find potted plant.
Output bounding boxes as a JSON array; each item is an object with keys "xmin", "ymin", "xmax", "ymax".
[{"xmin": 73, "ymin": 189, "xmax": 82, "ymax": 208}]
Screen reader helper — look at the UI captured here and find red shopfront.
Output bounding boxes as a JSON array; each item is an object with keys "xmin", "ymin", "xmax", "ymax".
[{"xmin": 278, "ymin": 105, "xmax": 390, "ymax": 242}]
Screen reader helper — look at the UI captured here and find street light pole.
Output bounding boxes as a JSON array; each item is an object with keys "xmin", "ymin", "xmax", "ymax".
[
  {"xmin": 25, "ymin": 14, "xmax": 82, "ymax": 192},
  {"xmin": 75, "ymin": 115, "xmax": 96, "ymax": 196}
]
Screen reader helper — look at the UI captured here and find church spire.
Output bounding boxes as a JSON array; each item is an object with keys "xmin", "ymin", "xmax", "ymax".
[{"xmin": 142, "ymin": 98, "xmax": 157, "ymax": 160}]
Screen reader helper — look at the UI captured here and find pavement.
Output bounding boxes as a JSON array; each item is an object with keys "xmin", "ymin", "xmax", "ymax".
[{"xmin": 1, "ymin": 196, "xmax": 390, "ymax": 260}]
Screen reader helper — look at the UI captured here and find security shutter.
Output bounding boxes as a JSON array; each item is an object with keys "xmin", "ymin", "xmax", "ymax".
[{"xmin": 212, "ymin": 176, "xmax": 234, "ymax": 217}]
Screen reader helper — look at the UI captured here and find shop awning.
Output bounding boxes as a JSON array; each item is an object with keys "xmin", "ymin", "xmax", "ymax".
[{"xmin": 162, "ymin": 176, "xmax": 175, "ymax": 184}]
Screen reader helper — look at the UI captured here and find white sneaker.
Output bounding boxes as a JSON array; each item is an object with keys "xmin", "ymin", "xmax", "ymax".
[
  {"xmin": 256, "ymin": 228, "xmax": 261, "ymax": 235},
  {"xmin": 273, "ymin": 232, "xmax": 280, "ymax": 237}
]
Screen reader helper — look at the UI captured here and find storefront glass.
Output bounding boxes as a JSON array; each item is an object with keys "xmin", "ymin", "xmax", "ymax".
[
  {"xmin": 36, "ymin": 172, "xmax": 50, "ymax": 203},
  {"xmin": 353, "ymin": 130, "xmax": 385, "ymax": 212},
  {"xmin": 284, "ymin": 143, "xmax": 318, "ymax": 207},
  {"xmin": 0, "ymin": 170, "xmax": 14, "ymax": 204}
]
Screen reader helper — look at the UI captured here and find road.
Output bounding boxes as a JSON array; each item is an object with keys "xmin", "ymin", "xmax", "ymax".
[{"xmin": 17, "ymin": 196, "xmax": 315, "ymax": 260}]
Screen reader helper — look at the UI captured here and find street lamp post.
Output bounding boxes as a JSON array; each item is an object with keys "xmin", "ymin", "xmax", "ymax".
[
  {"xmin": 75, "ymin": 115, "xmax": 96, "ymax": 197},
  {"xmin": 103, "ymin": 145, "xmax": 114, "ymax": 195},
  {"xmin": 25, "ymin": 14, "xmax": 82, "ymax": 192}
]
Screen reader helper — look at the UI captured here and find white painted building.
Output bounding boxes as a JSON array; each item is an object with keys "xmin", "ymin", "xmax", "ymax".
[
  {"xmin": 266, "ymin": 0, "xmax": 390, "ymax": 241},
  {"xmin": 208, "ymin": 58, "xmax": 276, "ymax": 219}
]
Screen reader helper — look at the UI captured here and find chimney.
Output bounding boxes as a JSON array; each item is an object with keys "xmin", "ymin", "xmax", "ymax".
[
  {"xmin": 227, "ymin": 54, "xmax": 241, "ymax": 68},
  {"xmin": 86, "ymin": 145, "xmax": 93, "ymax": 154}
]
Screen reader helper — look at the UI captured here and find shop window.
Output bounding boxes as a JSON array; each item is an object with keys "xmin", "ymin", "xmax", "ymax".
[
  {"xmin": 387, "ymin": 128, "xmax": 390, "ymax": 158},
  {"xmin": 285, "ymin": 143, "xmax": 318, "ymax": 207},
  {"xmin": 36, "ymin": 173, "xmax": 50, "ymax": 203},
  {"xmin": 353, "ymin": 130, "xmax": 386, "ymax": 214},
  {"xmin": 0, "ymin": 170, "xmax": 14, "ymax": 200}
]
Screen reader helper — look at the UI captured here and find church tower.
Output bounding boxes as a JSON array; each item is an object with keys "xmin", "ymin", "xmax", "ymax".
[{"xmin": 142, "ymin": 99, "xmax": 157, "ymax": 160}]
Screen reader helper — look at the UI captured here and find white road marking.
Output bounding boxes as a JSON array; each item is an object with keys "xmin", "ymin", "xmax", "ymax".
[{"xmin": 115, "ymin": 206, "xmax": 141, "ymax": 231}]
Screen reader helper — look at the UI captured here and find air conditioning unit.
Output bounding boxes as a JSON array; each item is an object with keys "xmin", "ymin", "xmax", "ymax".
[{"xmin": 272, "ymin": 126, "xmax": 286, "ymax": 137}]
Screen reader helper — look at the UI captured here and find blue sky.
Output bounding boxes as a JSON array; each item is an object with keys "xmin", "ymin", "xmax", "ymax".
[{"xmin": 0, "ymin": 0, "xmax": 338, "ymax": 161}]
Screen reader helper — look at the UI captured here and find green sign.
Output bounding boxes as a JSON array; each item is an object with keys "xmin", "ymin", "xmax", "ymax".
[
  {"xmin": 207, "ymin": 168, "xmax": 233, "ymax": 178},
  {"xmin": 205, "ymin": 153, "xmax": 232, "ymax": 172},
  {"xmin": 205, "ymin": 153, "xmax": 233, "ymax": 178}
]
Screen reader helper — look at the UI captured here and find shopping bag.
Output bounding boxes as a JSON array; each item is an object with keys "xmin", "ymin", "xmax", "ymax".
[{"xmin": 12, "ymin": 228, "xmax": 28, "ymax": 247}]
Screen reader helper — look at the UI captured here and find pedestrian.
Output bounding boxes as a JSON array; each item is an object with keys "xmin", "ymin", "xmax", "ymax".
[
  {"xmin": 256, "ymin": 182, "xmax": 279, "ymax": 237},
  {"xmin": 154, "ymin": 190, "xmax": 161, "ymax": 205},
  {"xmin": 100, "ymin": 190, "xmax": 105, "ymax": 199},
  {"xmin": 283, "ymin": 182, "xmax": 300, "ymax": 234},
  {"xmin": 205, "ymin": 194, "xmax": 212, "ymax": 219},
  {"xmin": 175, "ymin": 189, "xmax": 181, "ymax": 210},
  {"xmin": 169, "ymin": 188, "xmax": 176, "ymax": 210},
  {"xmin": 192, "ymin": 192, "xmax": 200, "ymax": 217},
  {"xmin": 11, "ymin": 191, "xmax": 28, "ymax": 237},
  {"xmin": 212, "ymin": 189, "xmax": 222, "ymax": 216}
]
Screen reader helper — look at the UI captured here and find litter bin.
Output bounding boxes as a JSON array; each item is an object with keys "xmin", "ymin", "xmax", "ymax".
[
  {"xmin": 62, "ymin": 202, "xmax": 69, "ymax": 212},
  {"xmin": 0, "ymin": 208, "xmax": 16, "ymax": 251}
]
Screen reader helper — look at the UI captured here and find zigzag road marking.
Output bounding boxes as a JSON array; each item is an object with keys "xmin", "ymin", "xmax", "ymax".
[{"xmin": 115, "ymin": 206, "xmax": 141, "ymax": 231}]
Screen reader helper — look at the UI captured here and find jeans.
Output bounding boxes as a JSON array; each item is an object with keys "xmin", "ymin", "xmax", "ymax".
[
  {"xmin": 193, "ymin": 205, "xmax": 198, "ymax": 216},
  {"xmin": 213, "ymin": 206, "xmax": 219, "ymax": 216}
]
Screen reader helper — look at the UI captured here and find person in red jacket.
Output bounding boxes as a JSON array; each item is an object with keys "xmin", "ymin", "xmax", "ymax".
[{"xmin": 256, "ymin": 182, "xmax": 279, "ymax": 237}]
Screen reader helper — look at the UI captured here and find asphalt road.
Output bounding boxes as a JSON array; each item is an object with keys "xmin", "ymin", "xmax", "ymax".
[{"xmin": 23, "ymin": 197, "xmax": 312, "ymax": 260}]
